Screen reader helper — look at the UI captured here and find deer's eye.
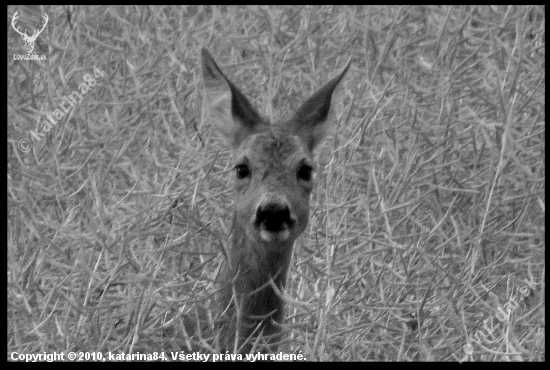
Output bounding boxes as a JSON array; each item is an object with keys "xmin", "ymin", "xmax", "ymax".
[
  {"xmin": 235, "ymin": 164, "xmax": 250, "ymax": 179},
  {"xmin": 297, "ymin": 164, "xmax": 313, "ymax": 182}
]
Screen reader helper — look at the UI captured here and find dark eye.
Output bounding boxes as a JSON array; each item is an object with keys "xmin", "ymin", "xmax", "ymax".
[
  {"xmin": 235, "ymin": 164, "xmax": 250, "ymax": 179},
  {"xmin": 297, "ymin": 165, "xmax": 313, "ymax": 182}
]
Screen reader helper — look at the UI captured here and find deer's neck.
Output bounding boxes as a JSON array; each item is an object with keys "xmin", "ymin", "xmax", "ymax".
[{"xmin": 219, "ymin": 216, "xmax": 294, "ymax": 349}]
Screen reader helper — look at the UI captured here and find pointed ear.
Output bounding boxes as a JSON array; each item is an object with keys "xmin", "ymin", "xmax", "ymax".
[
  {"xmin": 201, "ymin": 48, "xmax": 265, "ymax": 150},
  {"xmin": 289, "ymin": 62, "xmax": 350, "ymax": 151}
]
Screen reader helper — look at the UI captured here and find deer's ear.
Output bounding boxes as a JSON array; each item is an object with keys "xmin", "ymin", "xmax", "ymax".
[
  {"xmin": 201, "ymin": 48, "xmax": 265, "ymax": 150},
  {"xmin": 289, "ymin": 63, "xmax": 350, "ymax": 151}
]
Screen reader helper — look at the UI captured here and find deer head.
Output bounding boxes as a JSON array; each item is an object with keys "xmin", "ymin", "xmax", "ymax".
[{"xmin": 11, "ymin": 11, "xmax": 48, "ymax": 54}]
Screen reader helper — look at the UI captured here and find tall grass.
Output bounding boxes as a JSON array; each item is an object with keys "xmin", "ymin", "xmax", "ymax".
[{"xmin": 8, "ymin": 5, "xmax": 544, "ymax": 361}]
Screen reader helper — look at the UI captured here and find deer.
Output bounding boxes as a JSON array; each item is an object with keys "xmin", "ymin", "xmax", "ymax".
[
  {"xmin": 11, "ymin": 11, "xmax": 48, "ymax": 54},
  {"xmin": 200, "ymin": 48, "xmax": 349, "ymax": 354}
]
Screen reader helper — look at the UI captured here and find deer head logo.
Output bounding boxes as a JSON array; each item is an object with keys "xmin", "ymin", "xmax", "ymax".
[{"xmin": 11, "ymin": 11, "xmax": 48, "ymax": 54}]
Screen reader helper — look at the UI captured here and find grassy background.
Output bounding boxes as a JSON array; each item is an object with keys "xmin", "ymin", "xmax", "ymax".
[{"xmin": 8, "ymin": 5, "xmax": 544, "ymax": 361}]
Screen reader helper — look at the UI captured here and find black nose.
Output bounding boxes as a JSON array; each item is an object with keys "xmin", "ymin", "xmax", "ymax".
[{"xmin": 255, "ymin": 202, "xmax": 295, "ymax": 232}]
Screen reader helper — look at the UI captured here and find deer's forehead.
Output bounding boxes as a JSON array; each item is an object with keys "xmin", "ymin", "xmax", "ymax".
[{"xmin": 237, "ymin": 131, "xmax": 310, "ymax": 166}]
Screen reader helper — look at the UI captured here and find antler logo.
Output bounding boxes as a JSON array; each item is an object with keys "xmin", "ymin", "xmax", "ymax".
[{"xmin": 11, "ymin": 11, "xmax": 48, "ymax": 54}]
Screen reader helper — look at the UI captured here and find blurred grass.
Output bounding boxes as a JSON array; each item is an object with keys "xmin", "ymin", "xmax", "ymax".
[{"xmin": 8, "ymin": 5, "xmax": 544, "ymax": 361}]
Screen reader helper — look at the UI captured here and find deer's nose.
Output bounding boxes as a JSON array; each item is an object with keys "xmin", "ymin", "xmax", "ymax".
[{"xmin": 254, "ymin": 194, "xmax": 296, "ymax": 232}]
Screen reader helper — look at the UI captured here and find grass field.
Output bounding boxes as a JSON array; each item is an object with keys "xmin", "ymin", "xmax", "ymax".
[{"xmin": 8, "ymin": 5, "xmax": 545, "ymax": 361}]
